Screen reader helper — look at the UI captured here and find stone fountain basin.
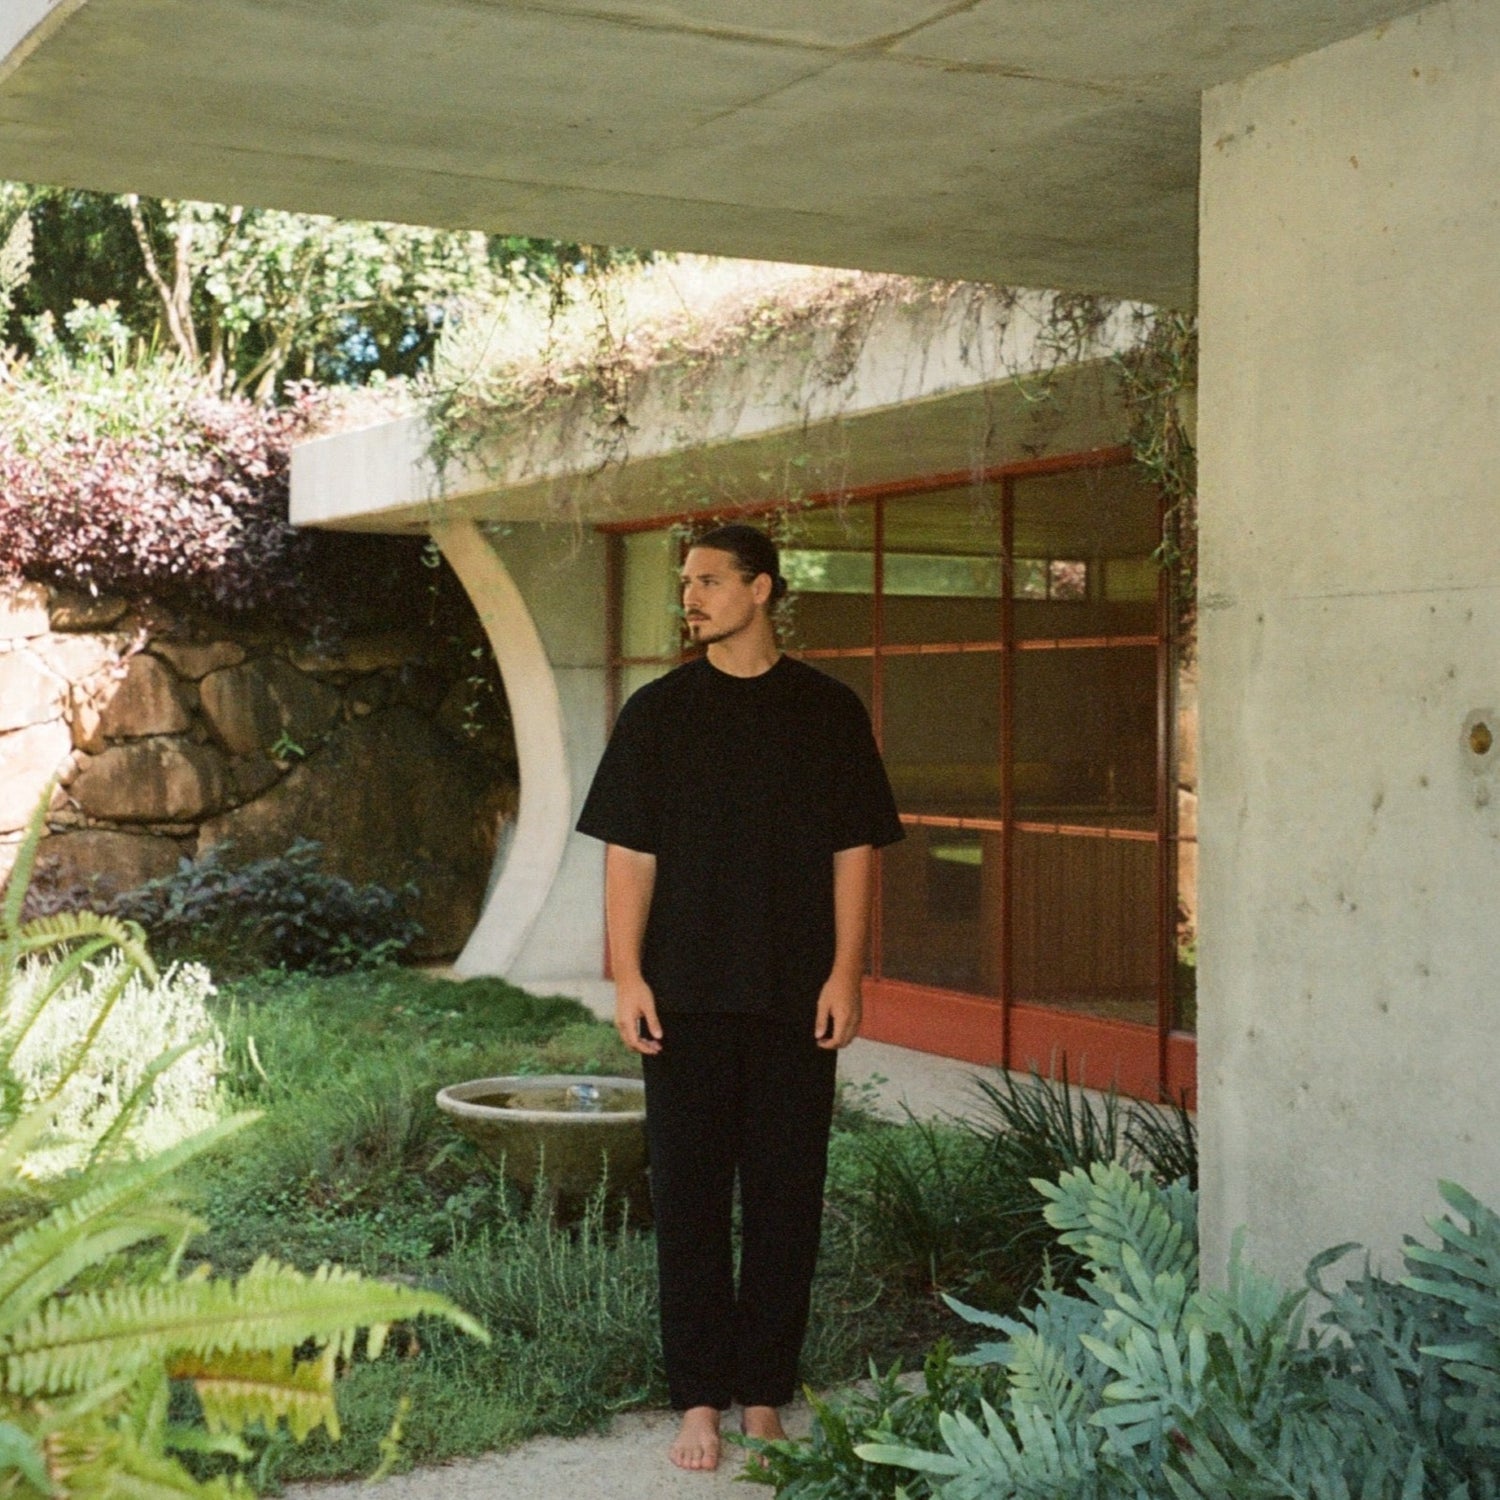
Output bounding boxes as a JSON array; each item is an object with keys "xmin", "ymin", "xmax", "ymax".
[{"xmin": 435, "ymin": 1074, "xmax": 646, "ymax": 1200}]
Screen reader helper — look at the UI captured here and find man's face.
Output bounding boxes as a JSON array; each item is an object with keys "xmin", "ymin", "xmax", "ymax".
[{"xmin": 679, "ymin": 546, "xmax": 768, "ymax": 646}]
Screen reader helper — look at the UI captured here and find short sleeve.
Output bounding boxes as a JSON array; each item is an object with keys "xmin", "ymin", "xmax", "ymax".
[
  {"xmin": 576, "ymin": 689, "xmax": 662, "ymax": 853},
  {"xmin": 826, "ymin": 692, "xmax": 904, "ymax": 853}
]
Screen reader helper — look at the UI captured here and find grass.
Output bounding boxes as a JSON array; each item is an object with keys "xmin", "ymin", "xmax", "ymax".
[
  {"xmin": 177, "ymin": 966, "xmax": 1194, "ymax": 1488},
  {"xmin": 186, "ymin": 967, "xmax": 662, "ymax": 1483},
  {"xmin": 181, "ymin": 968, "xmax": 944, "ymax": 1486}
]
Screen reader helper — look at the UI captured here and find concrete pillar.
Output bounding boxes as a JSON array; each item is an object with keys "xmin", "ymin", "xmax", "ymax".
[{"xmin": 1197, "ymin": 0, "xmax": 1500, "ymax": 1284}]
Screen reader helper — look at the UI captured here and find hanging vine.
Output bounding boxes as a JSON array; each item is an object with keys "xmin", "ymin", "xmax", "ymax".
[
  {"xmin": 416, "ymin": 259, "xmax": 1197, "ymax": 647},
  {"xmin": 1117, "ymin": 309, "xmax": 1198, "ymax": 635}
]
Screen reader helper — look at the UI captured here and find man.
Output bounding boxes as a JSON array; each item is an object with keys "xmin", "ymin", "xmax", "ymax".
[{"xmin": 576, "ymin": 522, "xmax": 903, "ymax": 1472}]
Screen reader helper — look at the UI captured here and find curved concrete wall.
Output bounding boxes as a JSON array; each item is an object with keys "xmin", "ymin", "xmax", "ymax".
[
  {"xmin": 435, "ymin": 521, "xmax": 573, "ymax": 976},
  {"xmin": 437, "ymin": 520, "xmax": 610, "ymax": 991}
]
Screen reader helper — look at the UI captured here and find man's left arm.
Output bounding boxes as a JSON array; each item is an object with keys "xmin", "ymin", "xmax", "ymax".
[{"xmin": 815, "ymin": 843, "xmax": 874, "ymax": 1049}]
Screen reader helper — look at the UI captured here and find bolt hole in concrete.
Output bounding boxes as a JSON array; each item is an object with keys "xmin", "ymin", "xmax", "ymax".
[{"xmin": 1470, "ymin": 721, "xmax": 1493, "ymax": 757}]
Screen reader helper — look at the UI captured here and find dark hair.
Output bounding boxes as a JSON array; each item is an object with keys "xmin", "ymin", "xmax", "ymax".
[{"xmin": 690, "ymin": 523, "xmax": 788, "ymax": 603}]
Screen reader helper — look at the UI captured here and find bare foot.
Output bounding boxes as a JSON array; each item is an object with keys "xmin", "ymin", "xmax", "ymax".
[
  {"xmin": 742, "ymin": 1405, "xmax": 787, "ymax": 1442},
  {"xmin": 669, "ymin": 1406, "xmax": 722, "ymax": 1471}
]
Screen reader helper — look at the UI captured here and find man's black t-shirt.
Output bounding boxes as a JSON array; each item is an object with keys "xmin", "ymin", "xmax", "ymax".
[{"xmin": 576, "ymin": 655, "xmax": 904, "ymax": 1020}]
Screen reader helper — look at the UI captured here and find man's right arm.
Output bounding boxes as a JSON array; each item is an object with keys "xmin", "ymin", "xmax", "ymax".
[{"xmin": 605, "ymin": 843, "xmax": 663, "ymax": 1056}]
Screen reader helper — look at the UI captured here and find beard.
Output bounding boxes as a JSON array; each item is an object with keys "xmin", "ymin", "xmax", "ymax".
[{"xmin": 686, "ymin": 613, "xmax": 748, "ymax": 646}]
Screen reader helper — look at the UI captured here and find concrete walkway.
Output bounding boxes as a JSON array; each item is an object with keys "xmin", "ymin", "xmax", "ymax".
[
  {"xmin": 286, "ymin": 1037, "xmax": 982, "ymax": 1500},
  {"xmin": 287, "ymin": 1402, "xmax": 819, "ymax": 1500}
]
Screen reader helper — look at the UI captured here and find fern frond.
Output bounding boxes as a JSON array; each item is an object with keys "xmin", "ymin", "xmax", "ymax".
[
  {"xmin": 4, "ymin": 1257, "xmax": 487, "ymax": 1397},
  {"xmin": 0, "ymin": 789, "xmax": 53, "ymax": 938},
  {"xmin": 0, "ymin": 936, "xmax": 119, "ymax": 1065},
  {"xmin": 0, "ymin": 1115, "xmax": 256, "ymax": 1334},
  {"xmin": 1005, "ymin": 1328, "xmax": 1089, "ymax": 1424},
  {"xmin": 13, "ymin": 912, "xmax": 155, "ymax": 980},
  {"xmin": 0, "ymin": 1207, "xmax": 202, "ymax": 1342},
  {"xmin": 0, "ymin": 1414, "xmax": 50, "ymax": 1493},
  {"xmin": 171, "ymin": 1346, "xmax": 341, "ymax": 1443},
  {"xmin": 35, "ymin": 953, "xmax": 139, "ymax": 1112},
  {"xmin": 86, "ymin": 1034, "xmax": 216, "ymax": 1173},
  {"xmin": 1038, "ymin": 1163, "xmax": 1197, "ymax": 1286},
  {"xmin": 48, "ymin": 1421, "xmax": 248, "ymax": 1499},
  {"xmin": 0, "ymin": 1098, "xmax": 68, "ymax": 1186}
]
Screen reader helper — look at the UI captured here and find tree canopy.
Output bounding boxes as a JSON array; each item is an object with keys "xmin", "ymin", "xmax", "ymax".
[{"xmin": 0, "ymin": 182, "xmax": 632, "ymax": 399}]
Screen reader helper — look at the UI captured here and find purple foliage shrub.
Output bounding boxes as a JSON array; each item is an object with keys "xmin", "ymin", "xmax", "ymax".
[{"xmin": 0, "ymin": 368, "xmax": 434, "ymax": 630}]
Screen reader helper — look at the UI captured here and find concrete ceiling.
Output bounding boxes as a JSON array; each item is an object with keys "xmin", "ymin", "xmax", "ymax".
[{"xmin": 1, "ymin": 0, "xmax": 1429, "ymax": 309}]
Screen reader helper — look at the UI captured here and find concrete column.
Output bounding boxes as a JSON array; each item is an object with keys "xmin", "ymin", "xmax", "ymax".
[{"xmin": 1198, "ymin": 0, "xmax": 1500, "ymax": 1284}]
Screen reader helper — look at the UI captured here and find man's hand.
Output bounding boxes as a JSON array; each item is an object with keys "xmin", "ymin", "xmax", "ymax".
[
  {"xmin": 817, "ymin": 844, "xmax": 873, "ymax": 1049},
  {"xmin": 616, "ymin": 974, "xmax": 664, "ymax": 1056},
  {"xmin": 605, "ymin": 844, "xmax": 661, "ymax": 1056},
  {"xmin": 815, "ymin": 973, "xmax": 862, "ymax": 1049}
]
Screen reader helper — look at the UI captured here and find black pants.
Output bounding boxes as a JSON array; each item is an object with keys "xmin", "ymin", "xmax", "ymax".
[{"xmin": 641, "ymin": 1012, "xmax": 837, "ymax": 1411}]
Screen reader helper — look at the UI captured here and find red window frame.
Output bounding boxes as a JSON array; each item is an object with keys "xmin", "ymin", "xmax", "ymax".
[{"xmin": 598, "ymin": 447, "xmax": 1195, "ymax": 1106}]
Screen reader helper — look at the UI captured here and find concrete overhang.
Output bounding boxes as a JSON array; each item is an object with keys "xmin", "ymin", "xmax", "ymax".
[
  {"xmin": 291, "ymin": 287, "xmax": 1140, "ymax": 534},
  {"xmin": 1, "ymin": 0, "xmax": 1430, "ymax": 311}
]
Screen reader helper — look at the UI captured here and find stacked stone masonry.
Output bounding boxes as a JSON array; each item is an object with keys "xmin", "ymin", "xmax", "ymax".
[{"xmin": 0, "ymin": 581, "xmax": 514, "ymax": 957}]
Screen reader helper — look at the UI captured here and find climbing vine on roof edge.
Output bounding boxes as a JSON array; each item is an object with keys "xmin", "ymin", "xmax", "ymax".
[{"xmin": 417, "ymin": 260, "xmax": 1197, "ymax": 627}]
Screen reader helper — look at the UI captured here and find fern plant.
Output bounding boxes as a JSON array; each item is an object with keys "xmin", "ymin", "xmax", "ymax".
[
  {"xmin": 0, "ymin": 793, "xmax": 486, "ymax": 1497},
  {"xmin": 853, "ymin": 1163, "xmax": 1500, "ymax": 1500}
]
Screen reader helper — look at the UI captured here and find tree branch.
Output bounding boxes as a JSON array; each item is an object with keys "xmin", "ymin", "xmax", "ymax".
[{"xmin": 124, "ymin": 196, "xmax": 200, "ymax": 367}]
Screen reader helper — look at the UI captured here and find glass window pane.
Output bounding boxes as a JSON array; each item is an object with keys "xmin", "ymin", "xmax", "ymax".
[
  {"xmin": 777, "ymin": 504, "xmax": 876, "ymax": 650},
  {"xmin": 1010, "ymin": 827, "xmax": 1157, "ymax": 1024},
  {"xmin": 1012, "ymin": 644, "xmax": 1158, "ymax": 825},
  {"xmin": 882, "ymin": 651, "xmax": 1001, "ymax": 817},
  {"xmin": 1048, "ymin": 559, "xmax": 1088, "ymax": 601},
  {"xmin": 882, "ymin": 487, "xmax": 1002, "ymax": 645},
  {"xmin": 621, "ymin": 531, "xmax": 681, "ymax": 659},
  {"xmin": 1014, "ymin": 558, "xmax": 1048, "ymax": 599},
  {"xmin": 1012, "ymin": 464, "xmax": 1159, "ymax": 640},
  {"xmin": 801, "ymin": 653, "xmax": 873, "ymax": 716},
  {"xmin": 619, "ymin": 661, "xmax": 675, "ymax": 705},
  {"xmin": 880, "ymin": 826, "xmax": 1001, "ymax": 995}
]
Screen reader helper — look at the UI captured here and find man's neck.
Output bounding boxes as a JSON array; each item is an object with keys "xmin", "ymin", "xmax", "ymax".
[{"xmin": 706, "ymin": 623, "xmax": 780, "ymax": 678}]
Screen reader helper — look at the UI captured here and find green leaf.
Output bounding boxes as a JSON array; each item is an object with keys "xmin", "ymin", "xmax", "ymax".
[{"xmin": 0, "ymin": 1416, "xmax": 50, "ymax": 1491}]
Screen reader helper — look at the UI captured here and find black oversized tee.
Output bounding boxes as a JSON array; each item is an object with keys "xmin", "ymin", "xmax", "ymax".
[{"xmin": 576, "ymin": 655, "xmax": 904, "ymax": 1020}]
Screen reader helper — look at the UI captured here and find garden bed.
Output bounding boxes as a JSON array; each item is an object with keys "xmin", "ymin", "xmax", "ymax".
[{"xmin": 187, "ymin": 967, "xmax": 978, "ymax": 1487}]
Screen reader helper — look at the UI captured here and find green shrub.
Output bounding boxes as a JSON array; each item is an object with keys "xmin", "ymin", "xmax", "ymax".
[
  {"xmin": 847, "ymin": 1165, "xmax": 1500, "ymax": 1499},
  {"xmin": 828, "ymin": 1071, "xmax": 1197, "ymax": 1312},
  {"xmin": 5, "ymin": 953, "xmax": 222, "ymax": 1175},
  {"xmin": 742, "ymin": 1344, "xmax": 1008, "ymax": 1499},
  {"xmin": 833, "ymin": 1118, "xmax": 1003, "ymax": 1301},
  {"xmin": 0, "ymin": 794, "xmax": 484, "ymax": 1497},
  {"xmin": 113, "ymin": 838, "xmax": 421, "ymax": 974}
]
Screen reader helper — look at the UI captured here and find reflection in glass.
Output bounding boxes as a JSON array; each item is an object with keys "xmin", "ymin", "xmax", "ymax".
[
  {"xmin": 880, "ymin": 826, "xmax": 1000, "ymax": 995},
  {"xmin": 1047, "ymin": 559, "xmax": 1088, "ymax": 601},
  {"xmin": 882, "ymin": 489, "xmax": 1002, "ymax": 645},
  {"xmin": 1012, "ymin": 465, "xmax": 1159, "ymax": 640},
  {"xmin": 1010, "ymin": 827, "xmax": 1157, "ymax": 1025},
  {"xmin": 1012, "ymin": 645, "xmax": 1157, "ymax": 823},
  {"xmin": 621, "ymin": 531, "xmax": 681, "ymax": 659},
  {"xmin": 777, "ymin": 504, "xmax": 875, "ymax": 650},
  {"xmin": 882, "ymin": 651, "xmax": 1001, "ymax": 817}
]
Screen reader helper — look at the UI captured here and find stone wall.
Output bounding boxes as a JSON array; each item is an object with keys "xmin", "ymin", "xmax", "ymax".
[{"xmin": 0, "ymin": 580, "xmax": 515, "ymax": 957}]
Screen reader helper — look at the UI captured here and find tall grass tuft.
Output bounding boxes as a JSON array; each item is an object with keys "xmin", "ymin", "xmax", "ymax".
[{"xmin": 831, "ymin": 1067, "xmax": 1200, "ymax": 1314}]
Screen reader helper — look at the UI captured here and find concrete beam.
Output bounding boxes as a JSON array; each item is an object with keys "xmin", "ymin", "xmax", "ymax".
[
  {"xmin": 0, "ymin": 0, "xmax": 1433, "ymax": 307},
  {"xmin": 291, "ymin": 287, "xmax": 1138, "ymax": 533}
]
